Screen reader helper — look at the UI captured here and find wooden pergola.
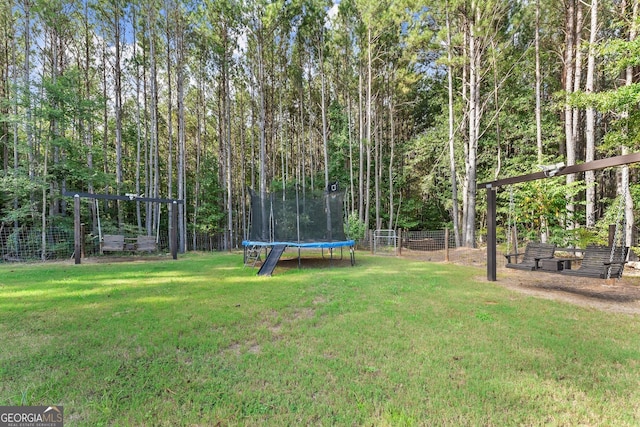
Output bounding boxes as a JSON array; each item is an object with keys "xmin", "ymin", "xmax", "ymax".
[
  {"xmin": 478, "ymin": 152, "xmax": 640, "ymax": 281},
  {"xmin": 63, "ymin": 191, "xmax": 184, "ymax": 264}
]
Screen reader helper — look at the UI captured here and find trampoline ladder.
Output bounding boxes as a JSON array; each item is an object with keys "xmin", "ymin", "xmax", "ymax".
[{"xmin": 245, "ymin": 245, "xmax": 262, "ymax": 267}]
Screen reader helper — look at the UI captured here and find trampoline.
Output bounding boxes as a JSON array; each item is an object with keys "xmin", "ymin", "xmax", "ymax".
[
  {"xmin": 242, "ymin": 240, "xmax": 356, "ymax": 267},
  {"xmin": 243, "ymin": 186, "xmax": 356, "ymax": 274}
]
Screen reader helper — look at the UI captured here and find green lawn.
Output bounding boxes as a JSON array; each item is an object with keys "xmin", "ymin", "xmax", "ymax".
[{"xmin": 1, "ymin": 253, "xmax": 639, "ymax": 426}]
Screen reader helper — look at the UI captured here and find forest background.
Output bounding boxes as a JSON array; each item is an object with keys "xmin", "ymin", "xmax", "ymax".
[{"xmin": 1, "ymin": 0, "xmax": 640, "ymax": 256}]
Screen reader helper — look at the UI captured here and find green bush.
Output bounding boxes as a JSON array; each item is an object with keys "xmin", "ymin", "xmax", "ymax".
[{"xmin": 345, "ymin": 211, "xmax": 366, "ymax": 241}]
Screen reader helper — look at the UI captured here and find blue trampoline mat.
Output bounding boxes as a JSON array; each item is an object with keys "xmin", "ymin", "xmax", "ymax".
[{"xmin": 242, "ymin": 240, "xmax": 355, "ymax": 249}]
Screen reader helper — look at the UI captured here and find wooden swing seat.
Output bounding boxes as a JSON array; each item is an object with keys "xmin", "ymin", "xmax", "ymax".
[
  {"xmin": 101, "ymin": 234, "xmax": 125, "ymax": 252},
  {"xmin": 559, "ymin": 245, "xmax": 628, "ymax": 279},
  {"xmin": 135, "ymin": 236, "xmax": 157, "ymax": 252},
  {"xmin": 505, "ymin": 242, "xmax": 556, "ymax": 270},
  {"xmin": 101, "ymin": 234, "xmax": 157, "ymax": 253}
]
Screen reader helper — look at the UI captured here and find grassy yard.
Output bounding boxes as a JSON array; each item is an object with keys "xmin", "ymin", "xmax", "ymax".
[{"xmin": 1, "ymin": 252, "xmax": 639, "ymax": 426}]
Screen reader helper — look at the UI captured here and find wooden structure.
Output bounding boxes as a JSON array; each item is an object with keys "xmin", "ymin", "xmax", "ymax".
[
  {"xmin": 101, "ymin": 234, "xmax": 126, "ymax": 252},
  {"xmin": 505, "ymin": 242, "xmax": 556, "ymax": 271},
  {"xmin": 560, "ymin": 245, "xmax": 628, "ymax": 279},
  {"xmin": 100, "ymin": 234, "xmax": 158, "ymax": 253},
  {"xmin": 479, "ymin": 152, "xmax": 640, "ymax": 281},
  {"xmin": 64, "ymin": 191, "xmax": 182, "ymax": 264},
  {"xmin": 135, "ymin": 235, "xmax": 157, "ymax": 252}
]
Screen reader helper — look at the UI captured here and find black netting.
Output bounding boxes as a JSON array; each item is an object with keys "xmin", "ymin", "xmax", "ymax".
[{"xmin": 249, "ymin": 188, "xmax": 346, "ymax": 242}]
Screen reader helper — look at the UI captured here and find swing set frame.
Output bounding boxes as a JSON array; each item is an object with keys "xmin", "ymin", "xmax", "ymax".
[
  {"xmin": 479, "ymin": 152, "xmax": 640, "ymax": 281},
  {"xmin": 63, "ymin": 191, "xmax": 184, "ymax": 265}
]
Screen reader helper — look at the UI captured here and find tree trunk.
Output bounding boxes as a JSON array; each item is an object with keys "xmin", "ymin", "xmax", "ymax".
[
  {"xmin": 446, "ymin": 5, "xmax": 461, "ymax": 247},
  {"xmin": 585, "ymin": 0, "xmax": 598, "ymax": 228},
  {"xmin": 535, "ymin": 0, "xmax": 543, "ymax": 164},
  {"xmin": 132, "ymin": 5, "xmax": 142, "ymax": 233},
  {"xmin": 320, "ymin": 31, "xmax": 332, "ymax": 239},
  {"xmin": 257, "ymin": 25, "xmax": 268, "ymax": 242},
  {"xmin": 388, "ymin": 84, "xmax": 395, "ymax": 230},
  {"xmin": 564, "ymin": 0, "xmax": 576, "ymax": 230},
  {"xmin": 358, "ymin": 70, "xmax": 364, "ymax": 223},
  {"xmin": 114, "ymin": 1, "xmax": 124, "ymax": 231},
  {"xmin": 148, "ymin": 8, "xmax": 160, "ymax": 235},
  {"xmin": 176, "ymin": 8, "xmax": 186, "ymax": 252},
  {"xmin": 464, "ymin": 4, "xmax": 480, "ymax": 248},
  {"xmin": 365, "ymin": 27, "xmax": 373, "ymax": 231},
  {"xmin": 623, "ymin": 0, "xmax": 638, "ymax": 247}
]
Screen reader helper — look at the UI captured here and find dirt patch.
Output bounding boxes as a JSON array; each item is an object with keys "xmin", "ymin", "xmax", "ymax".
[
  {"xmin": 399, "ymin": 247, "xmax": 640, "ymax": 316},
  {"xmin": 80, "ymin": 255, "xmax": 172, "ymax": 263},
  {"xmin": 488, "ymin": 269, "xmax": 640, "ymax": 316},
  {"xmin": 264, "ymin": 254, "xmax": 354, "ymax": 273}
]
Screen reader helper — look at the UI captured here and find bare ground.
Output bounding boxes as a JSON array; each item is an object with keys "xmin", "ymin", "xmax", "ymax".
[{"xmin": 399, "ymin": 247, "xmax": 640, "ymax": 316}]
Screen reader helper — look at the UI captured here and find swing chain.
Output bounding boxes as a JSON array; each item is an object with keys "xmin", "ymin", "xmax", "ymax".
[
  {"xmin": 607, "ymin": 192, "xmax": 627, "ymax": 279},
  {"xmin": 507, "ymin": 186, "xmax": 514, "ymax": 255}
]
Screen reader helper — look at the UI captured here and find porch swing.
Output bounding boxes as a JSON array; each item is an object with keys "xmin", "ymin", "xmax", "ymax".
[
  {"xmin": 95, "ymin": 198, "xmax": 158, "ymax": 254},
  {"xmin": 65, "ymin": 190, "xmax": 182, "ymax": 264},
  {"xmin": 504, "ymin": 185, "xmax": 629, "ymax": 279},
  {"xmin": 555, "ymin": 194, "xmax": 629, "ymax": 280}
]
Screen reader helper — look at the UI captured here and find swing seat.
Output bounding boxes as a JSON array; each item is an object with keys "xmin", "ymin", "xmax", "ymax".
[
  {"xmin": 101, "ymin": 234, "xmax": 125, "ymax": 252},
  {"xmin": 560, "ymin": 245, "xmax": 628, "ymax": 279},
  {"xmin": 505, "ymin": 242, "xmax": 556, "ymax": 271},
  {"xmin": 135, "ymin": 236, "xmax": 157, "ymax": 252}
]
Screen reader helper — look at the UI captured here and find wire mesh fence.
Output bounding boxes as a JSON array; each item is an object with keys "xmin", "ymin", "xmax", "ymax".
[
  {"xmin": 0, "ymin": 226, "xmax": 75, "ymax": 262},
  {"xmin": 356, "ymin": 229, "xmax": 496, "ymax": 266},
  {"xmin": 0, "ymin": 226, "xmax": 231, "ymax": 263},
  {"xmin": 0, "ymin": 225, "xmax": 503, "ymax": 267}
]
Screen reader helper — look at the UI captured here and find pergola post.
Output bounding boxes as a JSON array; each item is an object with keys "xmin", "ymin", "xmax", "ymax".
[
  {"xmin": 74, "ymin": 194, "xmax": 81, "ymax": 265},
  {"xmin": 486, "ymin": 186, "xmax": 497, "ymax": 281}
]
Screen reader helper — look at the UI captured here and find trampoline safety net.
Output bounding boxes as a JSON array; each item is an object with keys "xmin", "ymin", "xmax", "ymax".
[{"xmin": 249, "ymin": 188, "xmax": 346, "ymax": 242}]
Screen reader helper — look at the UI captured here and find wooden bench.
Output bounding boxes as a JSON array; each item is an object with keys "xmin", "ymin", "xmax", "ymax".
[
  {"xmin": 101, "ymin": 234, "xmax": 125, "ymax": 253},
  {"xmin": 101, "ymin": 234, "xmax": 157, "ymax": 254},
  {"xmin": 560, "ymin": 245, "xmax": 628, "ymax": 279},
  {"xmin": 505, "ymin": 242, "xmax": 556, "ymax": 271},
  {"xmin": 135, "ymin": 236, "xmax": 157, "ymax": 252}
]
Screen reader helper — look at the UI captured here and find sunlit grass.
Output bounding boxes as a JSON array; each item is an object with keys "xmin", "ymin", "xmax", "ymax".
[{"xmin": 0, "ymin": 252, "xmax": 639, "ymax": 425}]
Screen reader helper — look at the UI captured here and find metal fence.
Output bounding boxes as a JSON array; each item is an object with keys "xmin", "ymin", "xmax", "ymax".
[
  {"xmin": 401, "ymin": 229, "xmax": 456, "ymax": 251},
  {"xmin": 0, "ymin": 226, "xmax": 75, "ymax": 262},
  {"xmin": 356, "ymin": 229, "xmax": 495, "ymax": 266},
  {"xmin": 0, "ymin": 225, "xmax": 517, "ymax": 267},
  {"xmin": 0, "ymin": 226, "xmax": 231, "ymax": 263}
]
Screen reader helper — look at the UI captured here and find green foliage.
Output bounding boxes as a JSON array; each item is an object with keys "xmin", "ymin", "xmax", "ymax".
[
  {"xmin": 344, "ymin": 211, "xmax": 366, "ymax": 240},
  {"xmin": 193, "ymin": 158, "xmax": 224, "ymax": 234},
  {"xmin": 592, "ymin": 193, "xmax": 633, "ymax": 247},
  {"xmin": 328, "ymin": 100, "xmax": 350, "ymax": 186},
  {"xmin": 499, "ymin": 179, "xmax": 587, "ymax": 246}
]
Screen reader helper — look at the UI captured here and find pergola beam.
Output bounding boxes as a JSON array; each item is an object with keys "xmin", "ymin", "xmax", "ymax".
[
  {"xmin": 478, "ymin": 153, "xmax": 640, "ymax": 281},
  {"xmin": 62, "ymin": 191, "xmax": 183, "ymax": 204},
  {"xmin": 479, "ymin": 152, "xmax": 640, "ymax": 189}
]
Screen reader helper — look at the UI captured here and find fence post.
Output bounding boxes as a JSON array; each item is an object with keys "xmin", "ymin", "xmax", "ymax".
[
  {"xmin": 171, "ymin": 201, "xmax": 178, "ymax": 259},
  {"xmin": 370, "ymin": 229, "xmax": 374, "ymax": 254},
  {"xmin": 444, "ymin": 228, "xmax": 449, "ymax": 262},
  {"xmin": 398, "ymin": 229, "xmax": 402, "ymax": 256}
]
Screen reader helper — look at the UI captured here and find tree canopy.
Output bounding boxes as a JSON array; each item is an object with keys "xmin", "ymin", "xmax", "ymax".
[{"xmin": 1, "ymin": 0, "xmax": 639, "ymax": 253}]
